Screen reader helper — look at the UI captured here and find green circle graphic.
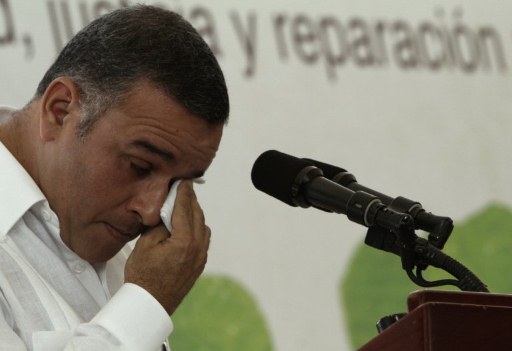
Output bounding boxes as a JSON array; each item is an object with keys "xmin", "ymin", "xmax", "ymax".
[{"xmin": 170, "ymin": 274, "xmax": 274, "ymax": 351}]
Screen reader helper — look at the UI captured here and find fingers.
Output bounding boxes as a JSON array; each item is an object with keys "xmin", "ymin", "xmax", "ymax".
[
  {"xmin": 138, "ymin": 180, "xmax": 210, "ymax": 247},
  {"xmin": 171, "ymin": 180, "xmax": 208, "ymax": 240}
]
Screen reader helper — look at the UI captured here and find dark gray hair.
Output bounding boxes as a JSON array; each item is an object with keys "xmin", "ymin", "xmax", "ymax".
[{"xmin": 35, "ymin": 5, "xmax": 229, "ymax": 136}]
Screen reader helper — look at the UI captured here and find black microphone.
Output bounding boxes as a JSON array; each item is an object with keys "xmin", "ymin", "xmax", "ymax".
[
  {"xmin": 251, "ymin": 150, "xmax": 414, "ymax": 234},
  {"xmin": 303, "ymin": 157, "xmax": 453, "ymax": 249},
  {"xmin": 252, "ymin": 151, "xmax": 489, "ymax": 292}
]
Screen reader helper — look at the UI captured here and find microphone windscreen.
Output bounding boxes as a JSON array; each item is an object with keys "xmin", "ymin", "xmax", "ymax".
[{"xmin": 251, "ymin": 150, "xmax": 312, "ymax": 206}]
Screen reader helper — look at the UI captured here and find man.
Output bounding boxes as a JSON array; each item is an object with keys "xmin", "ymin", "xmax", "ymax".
[{"xmin": 0, "ymin": 4, "xmax": 229, "ymax": 350}]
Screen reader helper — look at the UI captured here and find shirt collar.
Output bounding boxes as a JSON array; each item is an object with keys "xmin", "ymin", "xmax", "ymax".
[{"xmin": 0, "ymin": 141, "xmax": 46, "ymax": 239}]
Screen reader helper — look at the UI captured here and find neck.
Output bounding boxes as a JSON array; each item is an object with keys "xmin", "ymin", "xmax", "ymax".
[{"xmin": 0, "ymin": 102, "xmax": 42, "ymax": 186}]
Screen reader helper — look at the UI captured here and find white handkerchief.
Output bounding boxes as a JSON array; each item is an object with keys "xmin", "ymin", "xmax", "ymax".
[{"xmin": 160, "ymin": 178, "xmax": 204, "ymax": 232}]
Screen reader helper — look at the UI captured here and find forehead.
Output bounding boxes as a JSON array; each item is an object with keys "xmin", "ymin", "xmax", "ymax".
[{"xmin": 103, "ymin": 81, "xmax": 223, "ymax": 163}]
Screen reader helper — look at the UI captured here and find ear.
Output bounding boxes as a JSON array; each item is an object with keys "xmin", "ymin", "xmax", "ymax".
[{"xmin": 39, "ymin": 77, "xmax": 81, "ymax": 141}]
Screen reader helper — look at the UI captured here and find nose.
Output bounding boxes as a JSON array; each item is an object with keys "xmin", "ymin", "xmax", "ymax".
[{"xmin": 126, "ymin": 180, "xmax": 169, "ymax": 227}]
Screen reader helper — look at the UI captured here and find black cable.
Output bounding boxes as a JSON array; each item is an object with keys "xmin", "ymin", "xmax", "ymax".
[
  {"xmin": 416, "ymin": 268, "xmax": 461, "ymax": 288},
  {"xmin": 414, "ymin": 241, "xmax": 489, "ymax": 292},
  {"xmin": 406, "ymin": 269, "xmax": 460, "ymax": 289}
]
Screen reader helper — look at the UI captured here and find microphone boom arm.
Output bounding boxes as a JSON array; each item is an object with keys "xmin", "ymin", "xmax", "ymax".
[{"xmin": 333, "ymin": 170, "xmax": 454, "ymax": 250}]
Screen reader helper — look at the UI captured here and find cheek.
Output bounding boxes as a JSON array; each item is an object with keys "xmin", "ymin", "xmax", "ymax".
[
  {"xmin": 87, "ymin": 166, "xmax": 127, "ymax": 200},
  {"xmin": 85, "ymin": 158, "xmax": 142, "ymax": 208},
  {"xmin": 69, "ymin": 148, "xmax": 138, "ymax": 213}
]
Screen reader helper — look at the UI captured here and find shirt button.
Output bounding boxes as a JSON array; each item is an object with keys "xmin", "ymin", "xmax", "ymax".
[{"xmin": 72, "ymin": 262, "xmax": 87, "ymax": 274}]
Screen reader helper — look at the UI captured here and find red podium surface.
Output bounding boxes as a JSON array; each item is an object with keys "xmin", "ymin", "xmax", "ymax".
[{"xmin": 357, "ymin": 290, "xmax": 512, "ymax": 351}]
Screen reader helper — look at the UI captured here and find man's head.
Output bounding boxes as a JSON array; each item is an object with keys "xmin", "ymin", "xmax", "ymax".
[
  {"xmin": 35, "ymin": 5, "xmax": 229, "ymax": 136},
  {"xmin": 28, "ymin": 5, "xmax": 228, "ymax": 262}
]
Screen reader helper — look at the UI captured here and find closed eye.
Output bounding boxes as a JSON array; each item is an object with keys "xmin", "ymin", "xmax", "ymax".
[{"xmin": 130, "ymin": 161, "xmax": 152, "ymax": 177}]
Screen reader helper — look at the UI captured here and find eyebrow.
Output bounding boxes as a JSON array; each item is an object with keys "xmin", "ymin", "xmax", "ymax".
[
  {"xmin": 131, "ymin": 140, "xmax": 175, "ymax": 163},
  {"xmin": 131, "ymin": 140, "xmax": 206, "ymax": 178}
]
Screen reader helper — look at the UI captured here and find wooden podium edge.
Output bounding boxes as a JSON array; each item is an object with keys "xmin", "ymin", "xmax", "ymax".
[
  {"xmin": 407, "ymin": 289, "xmax": 512, "ymax": 311},
  {"xmin": 357, "ymin": 290, "xmax": 512, "ymax": 351}
]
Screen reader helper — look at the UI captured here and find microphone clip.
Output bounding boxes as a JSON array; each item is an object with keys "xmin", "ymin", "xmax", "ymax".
[{"xmin": 364, "ymin": 222, "xmax": 489, "ymax": 293}]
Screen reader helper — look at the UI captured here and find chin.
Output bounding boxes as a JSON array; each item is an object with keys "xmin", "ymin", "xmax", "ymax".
[{"xmin": 73, "ymin": 242, "xmax": 124, "ymax": 263}]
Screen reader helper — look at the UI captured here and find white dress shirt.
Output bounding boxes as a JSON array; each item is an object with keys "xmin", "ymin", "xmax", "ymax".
[{"xmin": 0, "ymin": 108, "xmax": 172, "ymax": 350}]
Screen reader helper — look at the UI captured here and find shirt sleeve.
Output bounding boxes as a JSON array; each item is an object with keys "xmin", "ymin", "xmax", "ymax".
[
  {"xmin": 28, "ymin": 283, "xmax": 173, "ymax": 351},
  {"xmin": 86, "ymin": 283, "xmax": 173, "ymax": 350}
]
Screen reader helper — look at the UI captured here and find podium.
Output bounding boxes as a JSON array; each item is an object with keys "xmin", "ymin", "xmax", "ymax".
[{"xmin": 357, "ymin": 290, "xmax": 512, "ymax": 351}]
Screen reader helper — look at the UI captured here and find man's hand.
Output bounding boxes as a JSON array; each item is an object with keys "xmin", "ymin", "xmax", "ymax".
[{"xmin": 124, "ymin": 180, "xmax": 211, "ymax": 315}]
